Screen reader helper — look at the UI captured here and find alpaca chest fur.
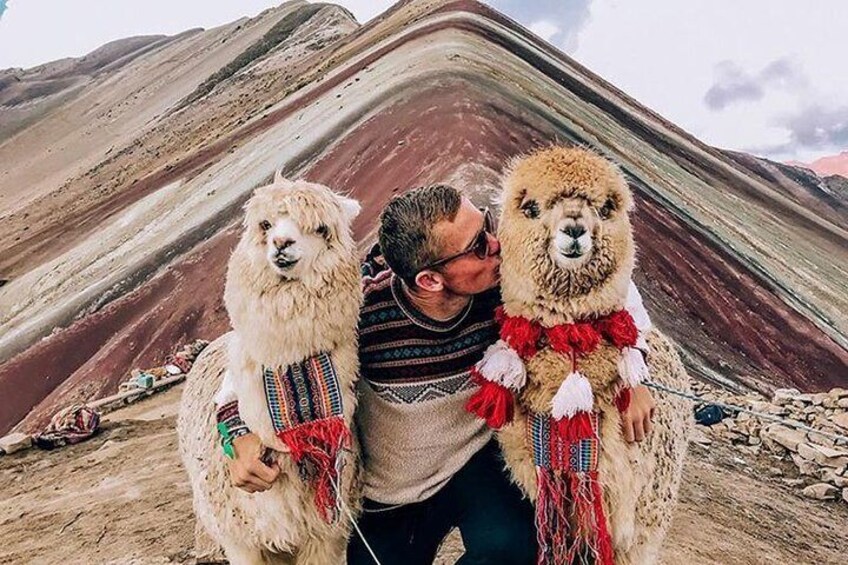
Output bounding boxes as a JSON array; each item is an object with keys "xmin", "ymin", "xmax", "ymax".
[{"xmin": 520, "ymin": 343, "xmax": 623, "ymax": 414}]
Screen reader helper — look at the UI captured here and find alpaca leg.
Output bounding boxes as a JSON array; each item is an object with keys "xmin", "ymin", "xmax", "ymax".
[
  {"xmin": 193, "ymin": 519, "xmax": 226, "ymax": 562},
  {"xmin": 293, "ymin": 535, "xmax": 346, "ymax": 565},
  {"xmin": 221, "ymin": 539, "xmax": 267, "ymax": 565}
]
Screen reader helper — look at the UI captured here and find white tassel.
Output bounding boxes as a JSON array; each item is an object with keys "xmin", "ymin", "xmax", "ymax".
[
  {"xmin": 551, "ymin": 371, "xmax": 594, "ymax": 420},
  {"xmin": 618, "ymin": 347, "xmax": 649, "ymax": 387},
  {"xmin": 476, "ymin": 339, "xmax": 527, "ymax": 391}
]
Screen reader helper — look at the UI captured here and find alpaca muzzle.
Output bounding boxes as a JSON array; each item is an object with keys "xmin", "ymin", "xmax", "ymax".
[
  {"xmin": 554, "ymin": 219, "xmax": 593, "ymax": 260},
  {"xmin": 273, "ymin": 242, "xmax": 300, "ymax": 269},
  {"xmin": 274, "ymin": 253, "xmax": 300, "ymax": 269}
]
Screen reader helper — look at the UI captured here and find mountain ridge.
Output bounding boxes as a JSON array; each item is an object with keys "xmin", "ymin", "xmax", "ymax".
[{"xmin": 0, "ymin": 0, "xmax": 845, "ymax": 436}]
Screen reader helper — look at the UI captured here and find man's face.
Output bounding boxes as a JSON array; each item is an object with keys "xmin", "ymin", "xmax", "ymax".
[{"xmin": 427, "ymin": 198, "xmax": 501, "ymax": 295}]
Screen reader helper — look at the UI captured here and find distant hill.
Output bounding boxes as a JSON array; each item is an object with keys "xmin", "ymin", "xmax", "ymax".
[{"xmin": 788, "ymin": 150, "xmax": 848, "ymax": 178}]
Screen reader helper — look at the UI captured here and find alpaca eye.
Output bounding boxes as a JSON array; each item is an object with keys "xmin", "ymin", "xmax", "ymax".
[
  {"xmin": 598, "ymin": 199, "xmax": 616, "ymax": 220},
  {"xmin": 259, "ymin": 220, "xmax": 272, "ymax": 231},
  {"xmin": 316, "ymin": 224, "xmax": 329, "ymax": 238},
  {"xmin": 520, "ymin": 199, "xmax": 540, "ymax": 219}
]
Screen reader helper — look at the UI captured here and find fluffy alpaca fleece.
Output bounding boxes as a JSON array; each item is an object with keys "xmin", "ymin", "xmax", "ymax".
[
  {"xmin": 177, "ymin": 173, "xmax": 363, "ymax": 565},
  {"xmin": 494, "ymin": 146, "xmax": 692, "ymax": 564}
]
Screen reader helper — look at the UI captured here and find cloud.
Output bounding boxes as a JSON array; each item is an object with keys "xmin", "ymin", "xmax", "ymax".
[
  {"xmin": 527, "ymin": 19, "xmax": 560, "ymax": 43},
  {"xmin": 490, "ymin": 0, "xmax": 593, "ymax": 53},
  {"xmin": 704, "ymin": 58, "xmax": 807, "ymax": 111},
  {"xmin": 0, "ymin": 0, "xmax": 7, "ymax": 21},
  {"xmin": 781, "ymin": 104, "xmax": 848, "ymax": 150},
  {"xmin": 745, "ymin": 104, "xmax": 848, "ymax": 158}
]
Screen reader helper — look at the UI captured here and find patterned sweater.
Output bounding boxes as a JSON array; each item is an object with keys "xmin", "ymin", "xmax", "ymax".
[{"xmin": 356, "ymin": 270, "xmax": 498, "ymax": 504}]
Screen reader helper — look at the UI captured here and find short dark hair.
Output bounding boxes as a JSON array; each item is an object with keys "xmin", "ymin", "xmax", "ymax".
[{"xmin": 378, "ymin": 184, "xmax": 462, "ymax": 285}]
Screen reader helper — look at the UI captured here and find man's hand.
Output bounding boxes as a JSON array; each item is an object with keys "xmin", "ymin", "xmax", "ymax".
[
  {"xmin": 226, "ymin": 433, "xmax": 281, "ymax": 493},
  {"xmin": 620, "ymin": 384, "xmax": 656, "ymax": 443}
]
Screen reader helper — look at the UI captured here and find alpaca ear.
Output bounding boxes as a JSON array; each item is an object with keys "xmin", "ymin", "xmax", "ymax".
[
  {"xmin": 273, "ymin": 169, "xmax": 295, "ymax": 189},
  {"xmin": 339, "ymin": 196, "xmax": 361, "ymax": 222}
]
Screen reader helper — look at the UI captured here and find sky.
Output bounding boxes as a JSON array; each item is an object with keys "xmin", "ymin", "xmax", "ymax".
[{"xmin": 0, "ymin": 0, "xmax": 846, "ymax": 163}]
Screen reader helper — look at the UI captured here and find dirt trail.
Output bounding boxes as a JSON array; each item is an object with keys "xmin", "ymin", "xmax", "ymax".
[{"xmin": 0, "ymin": 385, "xmax": 844, "ymax": 564}]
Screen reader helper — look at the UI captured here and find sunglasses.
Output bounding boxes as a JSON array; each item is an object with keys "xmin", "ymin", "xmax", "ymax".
[{"xmin": 420, "ymin": 208, "xmax": 496, "ymax": 272}]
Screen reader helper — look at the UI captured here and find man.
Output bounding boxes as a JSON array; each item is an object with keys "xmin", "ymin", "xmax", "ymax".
[{"xmin": 221, "ymin": 185, "xmax": 656, "ymax": 564}]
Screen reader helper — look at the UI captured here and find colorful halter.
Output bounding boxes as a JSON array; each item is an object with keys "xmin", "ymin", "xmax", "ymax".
[
  {"xmin": 465, "ymin": 306, "xmax": 650, "ymax": 565},
  {"xmin": 466, "ymin": 306, "xmax": 647, "ymax": 435},
  {"xmin": 263, "ymin": 351, "xmax": 350, "ymax": 524}
]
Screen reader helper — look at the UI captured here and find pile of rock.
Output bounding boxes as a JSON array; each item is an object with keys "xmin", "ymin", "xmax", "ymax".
[
  {"xmin": 692, "ymin": 382, "xmax": 848, "ymax": 504},
  {"xmin": 118, "ymin": 339, "xmax": 209, "ymax": 392}
]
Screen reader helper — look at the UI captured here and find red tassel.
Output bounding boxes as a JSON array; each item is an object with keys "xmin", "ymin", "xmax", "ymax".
[
  {"xmin": 545, "ymin": 325, "xmax": 572, "ymax": 355},
  {"xmin": 614, "ymin": 387, "xmax": 632, "ymax": 414},
  {"xmin": 556, "ymin": 412, "xmax": 595, "ymax": 443},
  {"xmin": 277, "ymin": 417, "xmax": 350, "ymax": 523},
  {"xmin": 598, "ymin": 310, "xmax": 638, "ymax": 349},
  {"xmin": 547, "ymin": 322, "xmax": 601, "ymax": 355},
  {"xmin": 466, "ymin": 369, "xmax": 514, "ymax": 429},
  {"xmin": 591, "ymin": 478, "xmax": 616, "ymax": 565}
]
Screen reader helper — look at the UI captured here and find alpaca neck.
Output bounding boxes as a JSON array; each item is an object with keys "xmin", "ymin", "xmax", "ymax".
[
  {"xmin": 227, "ymin": 259, "xmax": 360, "ymax": 367},
  {"xmin": 508, "ymin": 268, "xmax": 631, "ymax": 326}
]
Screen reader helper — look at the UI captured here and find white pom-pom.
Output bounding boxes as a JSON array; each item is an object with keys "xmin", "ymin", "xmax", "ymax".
[
  {"xmin": 551, "ymin": 371, "xmax": 594, "ymax": 419},
  {"xmin": 476, "ymin": 339, "xmax": 527, "ymax": 391},
  {"xmin": 618, "ymin": 347, "xmax": 650, "ymax": 387}
]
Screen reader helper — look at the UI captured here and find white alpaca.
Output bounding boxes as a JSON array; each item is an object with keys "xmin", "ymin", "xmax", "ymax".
[{"xmin": 177, "ymin": 172, "xmax": 363, "ymax": 564}]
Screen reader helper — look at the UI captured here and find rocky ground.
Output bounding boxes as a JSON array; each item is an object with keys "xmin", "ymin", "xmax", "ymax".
[
  {"xmin": 690, "ymin": 382, "xmax": 848, "ymax": 504},
  {"xmin": 1, "ymin": 380, "xmax": 846, "ymax": 564}
]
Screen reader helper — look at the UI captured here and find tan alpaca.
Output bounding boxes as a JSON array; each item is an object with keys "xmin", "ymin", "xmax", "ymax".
[
  {"xmin": 176, "ymin": 173, "xmax": 363, "ymax": 564},
  {"xmin": 490, "ymin": 147, "xmax": 692, "ymax": 564}
]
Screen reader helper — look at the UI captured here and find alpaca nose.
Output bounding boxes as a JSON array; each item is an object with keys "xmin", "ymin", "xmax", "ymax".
[
  {"xmin": 273, "ymin": 237, "xmax": 294, "ymax": 251},
  {"xmin": 562, "ymin": 225, "xmax": 586, "ymax": 239}
]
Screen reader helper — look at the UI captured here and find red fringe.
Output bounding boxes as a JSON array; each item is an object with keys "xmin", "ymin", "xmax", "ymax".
[
  {"xmin": 465, "ymin": 369, "xmax": 514, "ymax": 429},
  {"xmin": 556, "ymin": 412, "xmax": 595, "ymax": 443},
  {"xmin": 591, "ymin": 478, "xmax": 616, "ymax": 565},
  {"xmin": 536, "ymin": 470, "xmax": 614, "ymax": 565},
  {"xmin": 536, "ymin": 469, "xmax": 571, "ymax": 565},
  {"xmin": 614, "ymin": 387, "xmax": 631, "ymax": 414},
  {"xmin": 277, "ymin": 417, "xmax": 350, "ymax": 524},
  {"xmin": 567, "ymin": 472, "xmax": 615, "ymax": 565}
]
